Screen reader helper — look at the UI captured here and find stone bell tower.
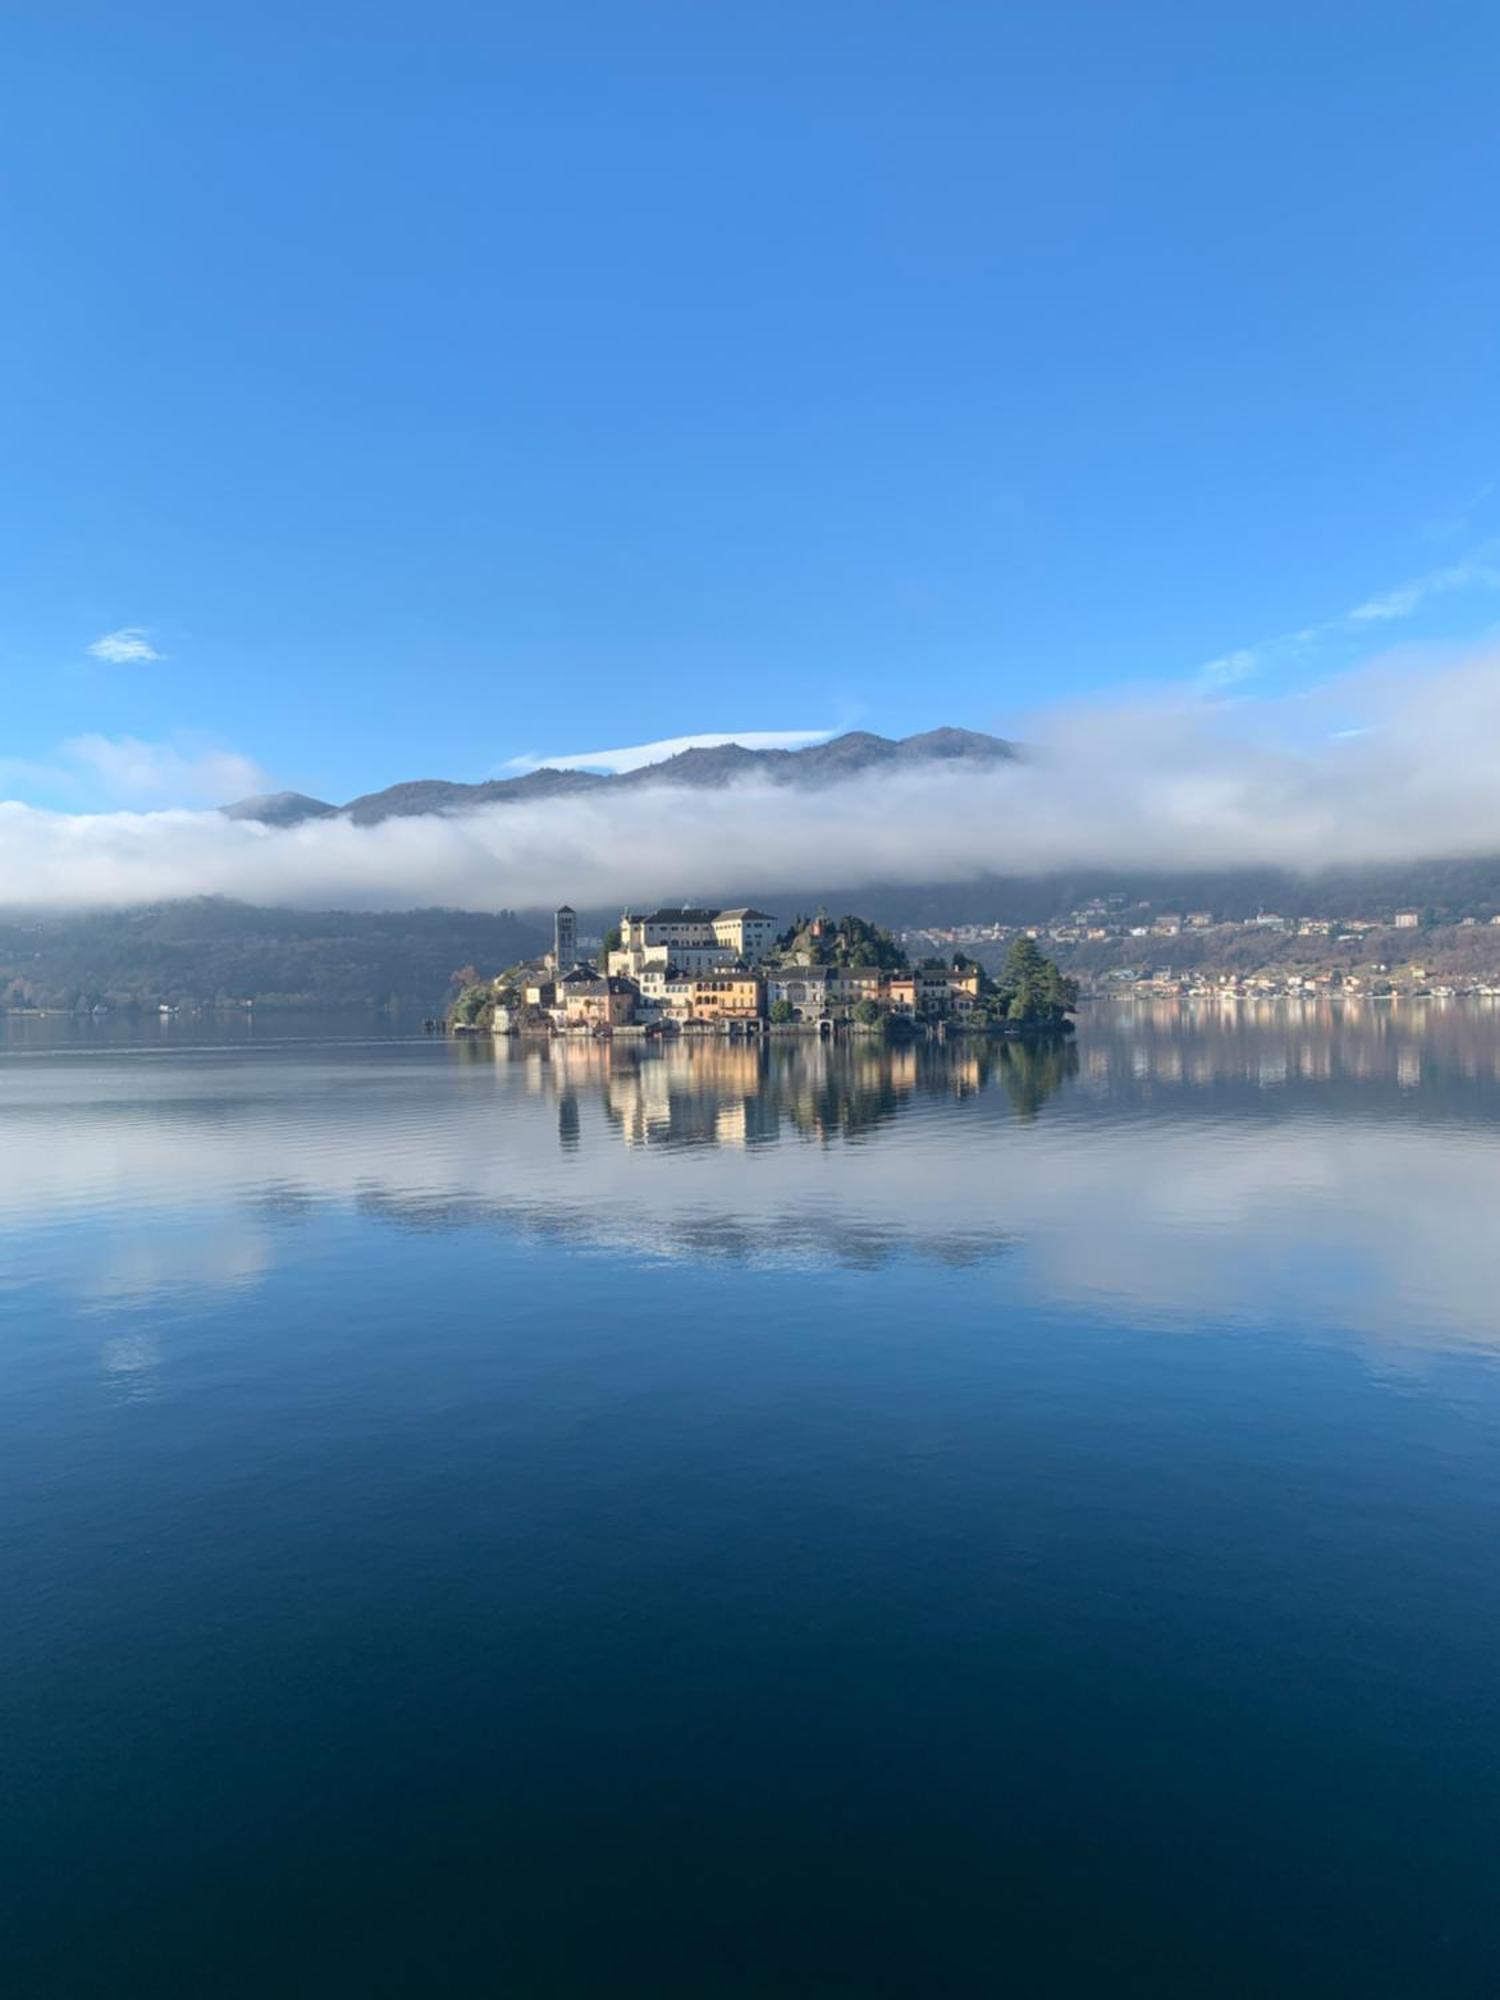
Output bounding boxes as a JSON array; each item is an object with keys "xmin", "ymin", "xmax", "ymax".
[{"xmin": 553, "ymin": 904, "xmax": 578, "ymax": 973}]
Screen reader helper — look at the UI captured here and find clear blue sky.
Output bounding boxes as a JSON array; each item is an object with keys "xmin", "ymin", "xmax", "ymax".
[{"xmin": 2, "ymin": 1, "xmax": 1498, "ymax": 807}]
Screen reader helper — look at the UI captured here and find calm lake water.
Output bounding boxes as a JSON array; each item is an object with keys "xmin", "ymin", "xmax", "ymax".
[{"xmin": 5, "ymin": 1003, "xmax": 1500, "ymax": 1996}]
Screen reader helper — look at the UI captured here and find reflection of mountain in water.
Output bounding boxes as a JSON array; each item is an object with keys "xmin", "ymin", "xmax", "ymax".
[{"xmin": 448, "ymin": 1033, "xmax": 1079, "ymax": 1153}]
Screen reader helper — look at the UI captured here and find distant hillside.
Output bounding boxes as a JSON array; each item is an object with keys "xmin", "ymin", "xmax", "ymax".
[
  {"xmin": 0, "ymin": 901, "xmax": 544, "ymax": 1014},
  {"xmin": 17, "ymin": 854, "xmax": 1500, "ymax": 1014},
  {"xmin": 706, "ymin": 858, "xmax": 1500, "ymax": 934},
  {"xmin": 224, "ymin": 728, "xmax": 1019, "ymax": 827},
  {"xmin": 221, "ymin": 790, "xmax": 339, "ymax": 826}
]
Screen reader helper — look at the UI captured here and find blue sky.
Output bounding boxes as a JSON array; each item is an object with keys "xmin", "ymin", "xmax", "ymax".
[{"xmin": 2, "ymin": 0, "xmax": 1498, "ymax": 809}]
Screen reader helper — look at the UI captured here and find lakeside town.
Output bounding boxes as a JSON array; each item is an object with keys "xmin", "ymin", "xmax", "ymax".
[
  {"xmin": 904, "ymin": 899, "xmax": 1500, "ymax": 1003},
  {"xmin": 451, "ymin": 904, "xmax": 1076, "ymax": 1038}
]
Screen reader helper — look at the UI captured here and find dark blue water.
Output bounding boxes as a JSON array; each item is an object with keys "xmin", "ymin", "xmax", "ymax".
[{"xmin": 5, "ymin": 1007, "xmax": 1500, "ymax": 1995}]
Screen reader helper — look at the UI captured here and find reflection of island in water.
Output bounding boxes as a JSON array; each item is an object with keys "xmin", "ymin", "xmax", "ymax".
[
  {"xmin": 449, "ymin": 1032, "xmax": 1080, "ymax": 1152},
  {"xmin": 10, "ymin": 1003, "xmax": 1500, "ymax": 1342}
]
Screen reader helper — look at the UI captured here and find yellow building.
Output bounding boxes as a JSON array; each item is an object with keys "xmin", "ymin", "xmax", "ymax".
[{"xmin": 662, "ymin": 970, "xmax": 763, "ymax": 1024}]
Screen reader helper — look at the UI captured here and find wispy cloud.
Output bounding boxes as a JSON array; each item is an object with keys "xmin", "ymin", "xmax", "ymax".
[
  {"xmin": 87, "ymin": 627, "xmax": 163, "ymax": 665},
  {"xmin": 506, "ymin": 728, "xmax": 836, "ymax": 775},
  {"xmin": 1348, "ymin": 544, "xmax": 1500, "ymax": 623},
  {"xmin": 1198, "ymin": 537, "xmax": 1500, "ymax": 687}
]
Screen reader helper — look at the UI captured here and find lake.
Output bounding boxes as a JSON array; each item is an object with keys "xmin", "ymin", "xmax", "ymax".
[{"xmin": 5, "ymin": 1003, "xmax": 1500, "ymax": 1996}]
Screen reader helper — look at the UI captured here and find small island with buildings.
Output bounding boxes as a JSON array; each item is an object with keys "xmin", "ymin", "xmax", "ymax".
[{"xmin": 449, "ymin": 904, "xmax": 1077, "ymax": 1039}]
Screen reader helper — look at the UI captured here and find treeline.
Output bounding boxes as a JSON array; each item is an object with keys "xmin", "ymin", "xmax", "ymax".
[{"xmin": 0, "ymin": 900, "xmax": 543, "ymax": 1013}]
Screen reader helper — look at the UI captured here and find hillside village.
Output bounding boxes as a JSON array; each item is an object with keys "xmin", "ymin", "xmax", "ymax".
[
  {"xmin": 906, "ymin": 898, "xmax": 1500, "ymax": 1002},
  {"xmin": 454, "ymin": 905, "xmax": 1076, "ymax": 1038}
]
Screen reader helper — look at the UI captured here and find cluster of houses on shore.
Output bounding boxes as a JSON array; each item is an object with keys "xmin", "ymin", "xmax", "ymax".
[
  {"xmin": 909, "ymin": 905, "xmax": 1495, "ymax": 956},
  {"xmin": 489, "ymin": 905, "xmax": 983, "ymax": 1035}
]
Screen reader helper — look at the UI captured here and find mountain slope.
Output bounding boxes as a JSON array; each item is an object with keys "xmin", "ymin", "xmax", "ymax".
[
  {"xmin": 225, "ymin": 728, "xmax": 1018, "ymax": 827},
  {"xmin": 0, "ymin": 900, "xmax": 543, "ymax": 1013},
  {"xmin": 221, "ymin": 790, "xmax": 339, "ymax": 826}
]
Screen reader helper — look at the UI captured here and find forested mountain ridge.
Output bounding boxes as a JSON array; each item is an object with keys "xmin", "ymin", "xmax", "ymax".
[
  {"xmin": 224, "ymin": 728, "xmax": 1019, "ymax": 827},
  {"xmin": 0, "ymin": 901, "xmax": 543, "ymax": 1014}
]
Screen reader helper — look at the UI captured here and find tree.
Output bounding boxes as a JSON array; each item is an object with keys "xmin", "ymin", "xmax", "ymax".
[
  {"xmin": 853, "ymin": 997, "xmax": 884, "ymax": 1026},
  {"xmin": 448, "ymin": 982, "xmax": 494, "ymax": 1028},
  {"xmin": 603, "ymin": 924, "xmax": 623, "ymax": 951},
  {"xmin": 986, "ymin": 934, "xmax": 1077, "ymax": 1031},
  {"xmin": 769, "ymin": 998, "xmax": 796, "ymax": 1024},
  {"xmin": 781, "ymin": 913, "xmax": 908, "ymax": 971}
]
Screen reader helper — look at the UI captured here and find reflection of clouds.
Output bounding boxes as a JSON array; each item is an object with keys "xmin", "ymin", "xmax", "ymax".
[
  {"xmin": 100, "ymin": 1332, "xmax": 162, "ymax": 1403},
  {"xmin": 4, "ymin": 1026, "xmax": 1500, "ymax": 1355},
  {"xmin": 357, "ymin": 1185, "xmax": 1008, "ymax": 1271},
  {"xmin": 75, "ymin": 1226, "xmax": 274, "ymax": 1309},
  {"xmin": 1007, "ymin": 1121, "xmax": 1500, "ymax": 1354}
]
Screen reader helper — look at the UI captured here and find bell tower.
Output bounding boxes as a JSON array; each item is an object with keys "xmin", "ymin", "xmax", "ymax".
[{"xmin": 553, "ymin": 905, "xmax": 577, "ymax": 973}]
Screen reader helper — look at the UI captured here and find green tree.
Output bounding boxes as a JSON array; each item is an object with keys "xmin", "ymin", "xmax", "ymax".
[
  {"xmin": 853, "ymin": 996, "xmax": 884, "ymax": 1026},
  {"xmin": 769, "ymin": 998, "xmax": 796, "ymax": 1024},
  {"xmin": 448, "ymin": 982, "xmax": 494, "ymax": 1028},
  {"xmin": 988, "ymin": 934, "xmax": 1077, "ymax": 1030}
]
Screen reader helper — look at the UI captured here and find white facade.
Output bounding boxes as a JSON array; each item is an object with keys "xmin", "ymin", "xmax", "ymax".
[
  {"xmin": 712, "ymin": 908, "xmax": 778, "ymax": 959},
  {"xmin": 611, "ymin": 904, "xmax": 778, "ymax": 979}
]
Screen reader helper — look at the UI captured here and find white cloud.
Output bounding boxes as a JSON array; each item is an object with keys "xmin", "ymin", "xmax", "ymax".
[
  {"xmin": 1196, "ymin": 536, "xmax": 1500, "ymax": 685},
  {"xmin": 1347, "ymin": 544, "xmax": 1500, "ymax": 623},
  {"xmin": 57, "ymin": 734, "xmax": 268, "ymax": 807},
  {"xmin": 512, "ymin": 728, "xmax": 837, "ymax": 774},
  {"xmin": 7, "ymin": 644, "xmax": 1500, "ymax": 912},
  {"xmin": 87, "ymin": 627, "xmax": 163, "ymax": 664}
]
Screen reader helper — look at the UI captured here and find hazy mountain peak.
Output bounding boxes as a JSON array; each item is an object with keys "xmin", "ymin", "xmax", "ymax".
[{"xmin": 221, "ymin": 791, "xmax": 338, "ymax": 827}]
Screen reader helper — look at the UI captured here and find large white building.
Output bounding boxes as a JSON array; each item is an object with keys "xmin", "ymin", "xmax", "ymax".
[
  {"xmin": 713, "ymin": 908, "xmax": 778, "ymax": 959},
  {"xmin": 608, "ymin": 905, "xmax": 778, "ymax": 981}
]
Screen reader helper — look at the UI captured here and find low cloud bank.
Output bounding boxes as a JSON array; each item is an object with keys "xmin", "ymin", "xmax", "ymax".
[{"xmin": 4, "ymin": 647, "xmax": 1500, "ymax": 912}]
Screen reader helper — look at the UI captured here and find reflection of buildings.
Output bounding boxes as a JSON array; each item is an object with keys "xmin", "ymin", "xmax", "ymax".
[
  {"xmin": 488, "ymin": 1014, "xmax": 1500, "ymax": 1143},
  {"xmin": 477, "ymin": 1034, "xmax": 1078, "ymax": 1154},
  {"xmin": 1075, "ymin": 995, "xmax": 1500, "ymax": 1107}
]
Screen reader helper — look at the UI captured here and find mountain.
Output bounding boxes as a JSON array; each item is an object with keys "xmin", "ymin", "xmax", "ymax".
[
  {"xmin": 342, "ymin": 767, "xmax": 610, "ymax": 826},
  {"xmin": 221, "ymin": 790, "xmax": 339, "ymax": 826},
  {"xmin": 224, "ymin": 728, "xmax": 1018, "ymax": 827}
]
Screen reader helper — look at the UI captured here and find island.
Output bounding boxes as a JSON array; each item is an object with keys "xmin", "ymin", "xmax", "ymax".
[{"xmin": 450, "ymin": 905, "xmax": 1077, "ymax": 1039}]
